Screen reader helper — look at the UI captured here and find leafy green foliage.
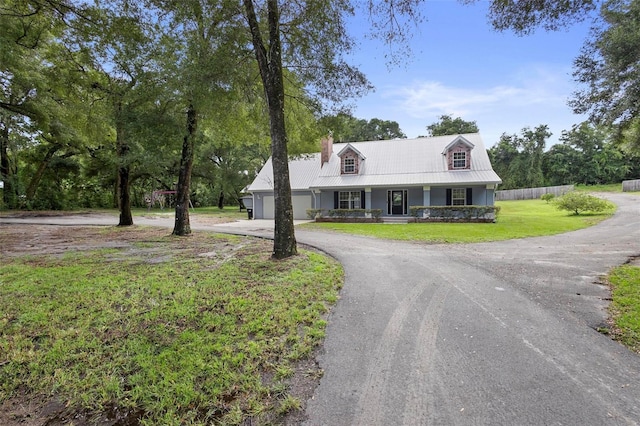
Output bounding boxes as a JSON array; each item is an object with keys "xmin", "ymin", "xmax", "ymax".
[
  {"xmin": 570, "ymin": 0, "xmax": 640, "ymax": 155},
  {"xmin": 462, "ymin": 0, "xmax": 596, "ymax": 34},
  {"xmin": 409, "ymin": 205, "xmax": 500, "ymax": 222},
  {"xmin": 488, "ymin": 125, "xmax": 550, "ymax": 189},
  {"xmin": 318, "ymin": 112, "xmax": 406, "ymax": 142},
  {"xmin": 544, "ymin": 123, "xmax": 635, "ymax": 186},
  {"xmin": 425, "ymin": 114, "xmax": 479, "ymax": 136},
  {"xmin": 540, "ymin": 193, "xmax": 555, "ymax": 203},
  {"xmin": 552, "ymin": 191, "xmax": 615, "ymax": 215}
]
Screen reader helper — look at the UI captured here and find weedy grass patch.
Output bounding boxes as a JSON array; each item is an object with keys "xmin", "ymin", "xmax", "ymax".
[
  {"xmin": 132, "ymin": 206, "xmax": 247, "ymax": 222},
  {"xmin": 606, "ymin": 263, "xmax": 640, "ymax": 354},
  {"xmin": 0, "ymin": 227, "xmax": 342, "ymax": 425},
  {"xmin": 300, "ymin": 199, "xmax": 614, "ymax": 243}
]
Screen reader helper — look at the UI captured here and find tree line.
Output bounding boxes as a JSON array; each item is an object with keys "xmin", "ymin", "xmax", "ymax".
[
  {"xmin": 489, "ymin": 123, "xmax": 640, "ymax": 190},
  {"xmin": 2, "ymin": 0, "xmax": 639, "ymax": 258}
]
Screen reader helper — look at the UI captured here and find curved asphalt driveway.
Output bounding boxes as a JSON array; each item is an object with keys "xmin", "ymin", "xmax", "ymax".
[
  {"xmin": 2, "ymin": 193, "xmax": 640, "ymax": 425},
  {"xmin": 296, "ymin": 193, "xmax": 640, "ymax": 426}
]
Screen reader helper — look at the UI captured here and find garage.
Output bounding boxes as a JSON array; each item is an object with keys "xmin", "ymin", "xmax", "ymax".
[{"xmin": 261, "ymin": 194, "xmax": 311, "ymax": 220}]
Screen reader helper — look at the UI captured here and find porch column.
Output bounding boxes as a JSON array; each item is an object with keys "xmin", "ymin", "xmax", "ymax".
[
  {"xmin": 365, "ymin": 187, "xmax": 372, "ymax": 209},
  {"xmin": 422, "ymin": 186, "xmax": 431, "ymax": 206},
  {"xmin": 485, "ymin": 184, "xmax": 495, "ymax": 206}
]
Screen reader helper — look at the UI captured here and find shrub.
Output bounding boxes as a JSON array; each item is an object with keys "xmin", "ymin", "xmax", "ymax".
[
  {"xmin": 409, "ymin": 205, "xmax": 500, "ymax": 221},
  {"xmin": 553, "ymin": 191, "xmax": 614, "ymax": 215},
  {"xmin": 540, "ymin": 193, "xmax": 555, "ymax": 203},
  {"xmin": 327, "ymin": 208, "xmax": 382, "ymax": 219},
  {"xmin": 306, "ymin": 209, "xmax": 323, "ymax": 219}
]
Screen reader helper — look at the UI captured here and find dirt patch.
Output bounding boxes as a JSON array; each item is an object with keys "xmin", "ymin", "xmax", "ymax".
[
  {"xmin": 0, "ymin": 224, "xmax": 323, "ymax": 426},
  {"xmin": 624, "ymin": 255, "xmax": 640, "ymax": 267}
]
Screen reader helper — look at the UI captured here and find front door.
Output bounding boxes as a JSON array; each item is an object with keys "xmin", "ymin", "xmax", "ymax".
[{"xmin": 391, "ymin": 190, "xmax": 404, "ymax": 215}]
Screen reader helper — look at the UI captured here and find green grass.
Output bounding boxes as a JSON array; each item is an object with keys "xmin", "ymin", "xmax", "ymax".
[
  {"xmin": 0, "ymin": 228, "xmax": 342, "ymax": 425},
  {"xmin": 300, "ymin": 199, "xmax": 615, "ymax": 243},
  {"xmin": 606, "ymin": 264, "xmax": 640, "ymax": 354},
  {"xmin": 576, "ymin": 183, "xmax": 624, "ymax": 192}
]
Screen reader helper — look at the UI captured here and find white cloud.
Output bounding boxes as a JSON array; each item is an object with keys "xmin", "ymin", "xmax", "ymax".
[
  {"xmin": 357, "ymin": 64, "xmax": 586, "ymax": 145},
  {"xmin": 383, "ymin": 65, "xmax": 572, "ymax": 120}
]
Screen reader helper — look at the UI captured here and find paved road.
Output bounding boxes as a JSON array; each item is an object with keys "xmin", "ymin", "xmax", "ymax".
[{"xmin": 2, "ymin": 193, "xmax": 640, "ymax": 425}]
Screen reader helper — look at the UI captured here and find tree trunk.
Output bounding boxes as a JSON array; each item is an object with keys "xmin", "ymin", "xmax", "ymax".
[
  {"xmin": 217, "ymin": 190, "xmax": 224, "ymax": 209},
  {"xmin": 243, "ymin": 0, "xmax": 297, "ymax": 259},
  {"xmin": 172, "ymin": 103, "xmax": 197, "ymax": 236},
  {"xmin": 25, "ymin": 144, "xmax": 59, "ymax": 201},
  {"xmin": 0, "ymin": 117, "xmax": 16, "ymax": 209},
  {"xmin": 116, "ymin": 112, "xmax": 133, "ymax": 226}
]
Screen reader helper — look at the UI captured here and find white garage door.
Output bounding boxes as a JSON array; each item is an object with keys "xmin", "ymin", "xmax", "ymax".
[
  {"xmin": 262, "ymin": 195, "xmax": 311, "ymax": 220},
  {"xmin": 263, "ymin": 195, "xmax": 274, "ymax": 219},
  {"xmin": 292, "ymin": 195, "xmax": 312, "ymax": 219}
]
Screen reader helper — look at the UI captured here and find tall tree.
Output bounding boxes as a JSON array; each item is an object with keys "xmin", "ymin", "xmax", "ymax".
[
  {"xmin": 426, "ymin": 114, "xmax": 479, "ymax": 136},
  {"xmin": 71, "ymin": 1, "xmax": 169, "ymax": 225},
  {"xmin": 149, "ymin": 0, "xmax": 246, "ymax": 236},
  {"xmin": 241, "ymin": 0, "xmax": 371, "ymax": 259},
  {"xmin": 570, "ymin": 0, "xmax": 640, "ymax": 155}
]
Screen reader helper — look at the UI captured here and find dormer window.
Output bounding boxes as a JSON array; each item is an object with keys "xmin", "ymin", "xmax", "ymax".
[
  {"xmin": 453, "ymin": 152, "xmax": 467, "ymax": 169},
  {"xmin": 443, "ymin": 136, "xmax": 474, "ymax": 171},
  {"xmin": 343, "ymin": 157, "xmax": 356, "ymax": 174},
  {"xmin": 338, "ymin": 143, "xmax": 365, "ymax": 175}
]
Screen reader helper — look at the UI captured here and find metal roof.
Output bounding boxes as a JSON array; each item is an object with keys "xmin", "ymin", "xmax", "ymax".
[
  {"xmin": 247, "ymin": 134, "xmax": 502, "ymax": 192},
  {"xmin": 248, "ymin": 154, "xmax": 321, "ymax": 191}
]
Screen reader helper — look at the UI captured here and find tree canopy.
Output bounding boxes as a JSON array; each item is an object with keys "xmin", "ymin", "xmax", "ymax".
[
  {"xmin": 318, "ymin": 112, "xmax": 406, "ymax": 142},
  {"xmin": 570, "ymin": 0, "xmax": 640, "ymax": 155},
  {"xmin": 425, "ymin": 114, "xmax": 479, "ymax": 136}
]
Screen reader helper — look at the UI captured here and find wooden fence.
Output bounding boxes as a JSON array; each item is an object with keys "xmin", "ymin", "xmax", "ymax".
[
  {"xmin": 622, "ymin": 179, "xmax": 640, "ymax": 192},
  {"xmin": 495, "ymin": 185, "xmax": 574, "ymax": 201}
]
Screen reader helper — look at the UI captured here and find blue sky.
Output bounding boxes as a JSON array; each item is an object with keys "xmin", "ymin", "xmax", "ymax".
[{"xmin": 344, "ymin": 1, "xmax": 596, "ymax": 147}]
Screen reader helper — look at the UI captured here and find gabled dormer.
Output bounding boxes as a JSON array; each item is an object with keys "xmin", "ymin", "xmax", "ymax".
[
  {"xmin": 337, "ymin": 143, "xmax": 365, "ymax": 175},
  {"xmin": 443, "ymin": 135, "xmax": 474, "ymax": 170}
]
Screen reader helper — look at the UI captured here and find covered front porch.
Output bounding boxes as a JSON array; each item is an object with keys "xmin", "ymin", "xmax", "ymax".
[{"xmin": 311, "ymin": 185, "xmax": 497, "ymax": 217}]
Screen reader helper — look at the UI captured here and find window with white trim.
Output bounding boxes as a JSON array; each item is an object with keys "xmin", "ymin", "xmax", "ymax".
[
  {"xmin": 453, "ymin": 151, "xmax": 467, "ymax": 169},
  {"xmin": 339, "ymin": 191, "xmax": 361, "ymax": 209},
  {"xmin": 452, "ymin": 188, "xmax": 466, "ymax": 205},
  {"xmin": 343, "ymin": 157, "xmax": 356, "ymax": 173}
]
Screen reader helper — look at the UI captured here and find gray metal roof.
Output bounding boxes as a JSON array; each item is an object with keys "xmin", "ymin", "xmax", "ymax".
[
  {"xmin": 247, "ymin": 134, "xmax": 502, "ymax": 192},
  {"xmin": 248, "ymin": 154, "xmax": 321, "ymax": 191}
]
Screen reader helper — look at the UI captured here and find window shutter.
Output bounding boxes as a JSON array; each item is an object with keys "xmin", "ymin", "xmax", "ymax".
[
  {"xmin": 446, "ymin": 189, "xmax": 452, "ymax": 206},
  {"xmin": 360, "ymin": 190, "xmax": 365, "ymax": 209},
  {"xmin": 466, "ymin": 188, "xmax": 473, "ymax": 205},
  {"xmin": 334, "ymin": 191, "xmax": 339, "ymax": 209}
]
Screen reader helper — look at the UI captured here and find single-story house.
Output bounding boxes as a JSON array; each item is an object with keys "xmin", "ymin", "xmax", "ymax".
[{"xmin": 247, "ymin": 133, "xmax": 502, "ymax": 220}]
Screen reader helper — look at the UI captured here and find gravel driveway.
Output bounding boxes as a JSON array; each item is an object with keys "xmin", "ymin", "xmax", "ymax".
[{"xmin": 2, "ymin": 193, "xmax": 639, "ymax": 425}]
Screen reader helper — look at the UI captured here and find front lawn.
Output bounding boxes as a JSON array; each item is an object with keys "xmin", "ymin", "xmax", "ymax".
[
  {"xmin": 606, "ymin": 263, "xmax": 640, "ymax": 354},
  {"xmin": 300, "ymin": 199, "xmax": 615, "ymax": 243},
  {"xmin": 0, "ymin": 226, "xmax": 342, "ymax": 425}
]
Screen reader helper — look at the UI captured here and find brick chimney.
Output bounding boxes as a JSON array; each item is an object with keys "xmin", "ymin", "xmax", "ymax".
[{"xmin": 321, "ymin": 135, "xmax": 333, "ymax": 167}]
